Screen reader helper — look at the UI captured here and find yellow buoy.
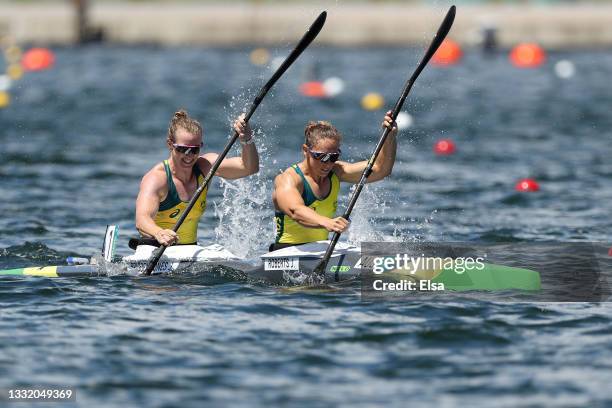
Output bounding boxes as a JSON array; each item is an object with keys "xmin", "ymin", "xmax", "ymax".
[
  {"xmin": 250, "ymin": 48, "xmax": 270, "ymax": 66},
  {"xmin": 7, "ymin": 64, "xmax": 23, "ymax": 80},
  {"xmin": 0, "ymin": 91, "xmax": 10, "ymax": 108},
  {"xmin": 361, "ymin": 92, "xmax": 384, "ymax": 111},
  {"xmin": 4, "ymin": 45, "xmax": 22, "ymax": 63}
]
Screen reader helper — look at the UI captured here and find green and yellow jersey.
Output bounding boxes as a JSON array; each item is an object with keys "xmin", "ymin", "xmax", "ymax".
[
  {"xmin": 153, "ymin": 160, "xmax": 208, "ymax": 244},
  {"xmin": 274, "ymin": 164, "xmax": 339, "ymax": 244}
]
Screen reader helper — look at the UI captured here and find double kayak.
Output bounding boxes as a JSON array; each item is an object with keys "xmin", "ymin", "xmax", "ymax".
[{"xmin": 0, "ymin": 229, "xmax": 541, "ymax": 290}]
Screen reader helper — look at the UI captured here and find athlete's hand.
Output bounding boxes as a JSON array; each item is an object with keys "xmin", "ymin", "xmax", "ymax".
[
  {"xmin": 234, "ymin": 113, "xmax": 254, "ymax": 142},
  {"xmin": 323, "ymin": 217, "xmax": 349, "ymax": 233},
  {"xmin": 382, "ymin": 110, "xmax": 398, "ymax": 137},
  {"xmin": 154, "ymin": 229, "xmax": 178, "ymax": 246}
]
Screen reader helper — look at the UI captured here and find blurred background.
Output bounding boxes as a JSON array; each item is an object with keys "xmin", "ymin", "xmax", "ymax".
[{"xmin": 2, "ymin": 0, "xmax": 612, "ymax": 47}]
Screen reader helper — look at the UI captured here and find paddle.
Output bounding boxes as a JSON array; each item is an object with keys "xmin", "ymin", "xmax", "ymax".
[
  {"xmin": 143, "ymin": 11, "xmax": 328, "ymax": 276},
  {"xmin": 311, "ymin": 5, "xmax": 456, "ymax": 282}
]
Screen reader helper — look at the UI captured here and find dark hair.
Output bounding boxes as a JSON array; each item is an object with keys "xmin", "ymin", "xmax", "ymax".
[
  {"xmin": 167, "ymin": 110, "xmax": 202, "ymax": 142},
  {"xmin": 304, "ymin": 121, "xmax": 342, "ymax": 148}
]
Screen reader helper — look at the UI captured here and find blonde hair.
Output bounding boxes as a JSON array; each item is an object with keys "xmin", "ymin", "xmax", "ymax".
[
  {"xmin": 304, "ymin": 121, "xmax": 342, "ymax": 148},
  {"xmin": 167, "ymin": 110, "xmax": 202, "ymax": 142}
]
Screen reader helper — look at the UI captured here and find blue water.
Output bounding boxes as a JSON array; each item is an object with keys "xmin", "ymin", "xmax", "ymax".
[{"xmin": 1, "ymin": 45, "xmax": 612, "ymax": 407}]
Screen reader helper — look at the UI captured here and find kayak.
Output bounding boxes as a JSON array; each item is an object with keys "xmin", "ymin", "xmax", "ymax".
[{"xmin": 0, "ymin": 231, "xmax": 541, "ymax": 290}]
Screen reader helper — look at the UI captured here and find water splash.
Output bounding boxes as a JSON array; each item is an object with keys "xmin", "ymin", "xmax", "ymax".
[
  {"xmin": 212, "ymin": 103, "xmax": 276, "ymax": 258},
  {"xmin": 346, "ymin": 184, "xmax": 387, "ymax": 244},
  {"xmin": 212, "ymin": 175, "xmax": 272, "ymax": 258},
  {"xmin": 345, "ymin": 184, "xmax": 440, "ymax": 244}
]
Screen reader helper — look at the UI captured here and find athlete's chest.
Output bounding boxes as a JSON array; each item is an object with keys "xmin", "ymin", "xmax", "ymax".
[
  {"xmin": 304, "ymin": 176, "xmax": 331, "ymax": 199},
  {"xmin": 172, "ymin": 175, "xmax": 199, "ymax": 202}
]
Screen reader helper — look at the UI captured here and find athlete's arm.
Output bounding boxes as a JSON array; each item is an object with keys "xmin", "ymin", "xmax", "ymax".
[
  {"xmin": 273, "ymin": 171, "xmax": 348, "ymax": 233},
  {"xmin": 334, "ymin": 110, "xmax": 398, "ymax": 184},
  {"xmin": 204, "ymin": 114, "xmax": 259, "ymax": 180},
  {"xmin": 135, "ymin": 170, "xmax": 178, "ymax": 246}
]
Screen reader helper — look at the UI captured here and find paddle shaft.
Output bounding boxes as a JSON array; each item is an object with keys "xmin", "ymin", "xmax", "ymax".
[
  {"xmin": 315, "ymin": 6, "xmax": 456, "ymax": 279},
  {"xmin": 144, "ymin": 11, "xmax": 328, "ymax": 275}
]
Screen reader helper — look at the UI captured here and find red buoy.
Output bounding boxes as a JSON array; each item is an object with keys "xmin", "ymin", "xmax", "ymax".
[
  {"xmin": 509, "ymin": 43, "xmax": 546, "ymax": 68},
  {"xmin": 434, "ymin": 139, "xmax": 456, "ymax": 155},
  {"xmin": 515, "ymin": 178, "xmax": 540, "ymax": 192},
  {"xmin": 299, "ymin": 81, "xmax": 326, "ymax": 98},
  {"xmin": 432, "ymin": 39, "xmax": 462, "ymax": 66},
  {"xmin": 21, "ymin": 48, "xmax": 55, "ymax": 71}
]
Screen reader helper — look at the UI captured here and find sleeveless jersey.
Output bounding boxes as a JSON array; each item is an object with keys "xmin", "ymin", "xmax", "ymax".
[
  {"xmin": 274, "ymin": 164, "xmax": 339, "ymax": 244},
  {"xmin": 153, "ymin": 160, "xmax": 208, "ymax": 244}
]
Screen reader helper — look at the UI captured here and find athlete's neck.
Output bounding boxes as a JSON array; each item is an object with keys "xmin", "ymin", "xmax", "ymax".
[
  {"xmin": 168, "ymin": 157, "xmax": 195, "ymax": 183},
  {"xmin": 300, "ymin": 161, "xmax": 326, "ymax": 184}
]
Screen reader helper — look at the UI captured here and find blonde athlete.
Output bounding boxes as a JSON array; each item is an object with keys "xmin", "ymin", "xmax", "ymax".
[
  {"xmin": 136, "ymin": 110, "xmax": 259, "ymax": 246},
  {"xmin": 271, "ymin": 111, "xmax": 397, "ymax": 251}
]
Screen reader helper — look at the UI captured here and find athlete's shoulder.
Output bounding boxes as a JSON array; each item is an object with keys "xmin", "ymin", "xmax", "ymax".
[
  {"xmin": 274, "ymin": 166, "xmax": 303, "ymax": 195},
  {"xmin": 277, "ymin": 165, "xmax": 301, "ymax": 182},
  {"xmin": 140, "ymin": 162, "xmax": 167, "ymax": 191},
  {"xmin": 197, "ymin": 154, "xmax": 214, "ymax": 174}
]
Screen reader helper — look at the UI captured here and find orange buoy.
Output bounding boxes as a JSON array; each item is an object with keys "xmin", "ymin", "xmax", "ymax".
[
  {"xmin": 515, "ymin": 178, "xmax": 540, "ymax": 192},
  {"xmin": 509, "ymin": 43, "xmax": 546, "ymax": 68},
  {"xmin": 299, "ymin": 81, "xmax": 326, "ymax": 98},
  {"xmin": 21, "ymin": 48, "xmax": 55, "ymax": 71},
  {"xmin": 434, "ymin": 139, "xmax": 456, "ymax": 155},
  {"xmin": 432, "ymin": 39, "xmax": 462, "ymax": 66}
]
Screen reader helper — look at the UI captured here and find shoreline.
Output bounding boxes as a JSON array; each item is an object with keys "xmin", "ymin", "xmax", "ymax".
[{"xmin": 2, "ymin": 3, "xmax": 612, "ymax": 48}]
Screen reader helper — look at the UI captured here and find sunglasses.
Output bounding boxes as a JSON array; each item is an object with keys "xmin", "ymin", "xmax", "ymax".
[
  {"xmin": 308, "ymin": 148, "xmax": 342, "ymax": 163},
  {"xmin": 172, "ymin": 143, "xmax": 202, "ymax": 155}
]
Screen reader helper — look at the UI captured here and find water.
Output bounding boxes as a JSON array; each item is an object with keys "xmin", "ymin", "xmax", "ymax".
[{"xmin": 1, "ymin": 46, "xmax": 612, "ymax": 406}]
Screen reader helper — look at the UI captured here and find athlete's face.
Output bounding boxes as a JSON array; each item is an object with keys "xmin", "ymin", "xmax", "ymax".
[
  {"xmin": 169, "ymin": 127, "xmax": 203, "ymax": 168},
  {"xmin": 303, "ymin": 138, "xmax": 341, "ymax": 178}
]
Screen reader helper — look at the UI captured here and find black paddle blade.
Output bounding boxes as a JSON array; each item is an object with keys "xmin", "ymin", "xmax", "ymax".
[
  {"xmin": 393, "ymin": 5, "xmax": 456, "ymax": 118},
  {"xmin": 311, "ymin": 260, "xmax": 328, "ymax": 283},
  {"xmin": 412, "ymin": 5, "xmax": 456, "ymax": 81},
  {"xmin": 251, "ymin": 11, "xmax": 327, "ymax": 111}
]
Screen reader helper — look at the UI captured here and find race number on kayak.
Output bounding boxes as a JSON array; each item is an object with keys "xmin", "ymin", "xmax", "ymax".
[{"xmin": 264, "ymin": 257, "xmax": 299, "ymax": 271}]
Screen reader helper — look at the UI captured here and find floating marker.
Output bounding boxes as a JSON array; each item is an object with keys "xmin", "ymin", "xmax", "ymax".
[
  {"xmin": 515, "ymin": 178, "xmax": 540, "ymax": 192},
  {"xmin": 322, "ymin": 76, "xmax": 344, "ymax": 97},
  {"xmin": 270, "ymin": 56, "xmax": 285, "ymax": 71},
  {"xmin": 509, "ymin": 43, "xmax": 546, "ymax": 68},
  {"xmin": 554, "ymin": 60, "xmax": 575, "ymax": 79},
  {"xmin": 299, "ymin": 81, "xmax": 326, "ymax": 98},
  {"xmin": 608, "ymin": 247, "xmax": 612, "ymax": 257},
  {"xmin": 21, "ymin": 47, "xmax": 55, "ymax": 71},
  {"xmin": 434, "ymin": 139, "xmax": 456, "ymax": 155},
  {"xmin": 361, "ymin": 92, "xmax": 384, "ymax": 111},
  {"xmin": 432, "ymin": 39, "xmax": 462, "ymax": 66},
  {"xmin": 0, "ymin": 91, "xmax": 10, "ymax": 108},
  {"xmin": 7, "ymin": 64, "xmax": 23, "ymax": 80},
  {"xmin": 0, "ymin": 75, "xmax": 11, "ymax": 92},
  {"xmin": 250, "ymin": 48, "xmax": 270, "ymax": 66},
  {"xmin": 395, "ymin": 111, "xmax": 413, "ymax": 130}
]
